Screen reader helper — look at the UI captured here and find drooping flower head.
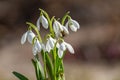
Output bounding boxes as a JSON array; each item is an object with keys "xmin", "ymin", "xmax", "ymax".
[
  {"xmin": 53, "ymin": 20, "xmax": 69, "ymax": 37},
  {"xmin": 58, "ymin": 40, "xmax": 74, "ymax": 58},
  {"xmin": 65, "ymin": 18, "xmax": 80, "ymax": 32},
  {"xmin": 21, "ymin": 30, "xmax": 35, "ymax": 44},
  {"xmin": 36, "ymin": 15, "xmax": 48, "ymax": 30},
  {"xmin": 46, "ymin": 36, "xmax": 56, "ymax": 52}
]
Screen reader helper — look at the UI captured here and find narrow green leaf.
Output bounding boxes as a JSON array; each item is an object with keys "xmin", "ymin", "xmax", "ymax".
[
  {"xmin": 12, "ymin": 71, "xmax": 29, "ymax": 80},
  {"xmin": 41, "ymin": 51, "xmax": 54, "ymax": 80},
  {"xmin": 32, "ymin": 59, "xmax": 45, "ymax": 80},
  {"xmin": 32, "ymin": 59, "xmax": 39, "ymax": 80},
  {"xmin": 46, "ymin": 53, "xmax": 54, "ymax": 80}
]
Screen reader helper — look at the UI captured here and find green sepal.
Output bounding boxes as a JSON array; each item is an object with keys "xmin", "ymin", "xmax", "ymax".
[{"xmin": 12, "ymin": 71, "xmax": 29, "ymax": 80}]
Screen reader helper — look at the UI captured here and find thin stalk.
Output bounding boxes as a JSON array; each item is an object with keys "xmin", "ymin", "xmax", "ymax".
[
  {"xmin": 53, "ymin": 48, "xmax": 57, "ymax": 80},
  {"xmin": 61, "ymin": 60, "xmax": 65, "ymax": 80},
  {"xmin": 50, "ymin": 16, "xmax": 55, "ymax": 37},
  {"xmin": 43, "ymin": 51, "xmax": 47, "ymax": 79},
  {"xmin": 61, "ymin": 11, "xmax": 70, "ymax": 25}
]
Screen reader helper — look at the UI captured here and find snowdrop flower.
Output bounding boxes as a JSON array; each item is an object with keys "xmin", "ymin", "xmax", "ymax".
[
  {"xmin": 53, "ymin": 20, "xmax": 62, "ymax": 36},
  {"xmin": 62, "ymin": 26, "xmax": 69, "ymax": 35},
  {"xmin": 58, "ymin": 41, "xmax": 74, "ymax": 58},
  {"xmin": 35, "ymin": 39, "xmax": 42, "ymax": 52},
  {"xmin": 53, "ymin": 20, "xmax": 69, "ymax": 37},
  {"xmin": 21, "ymin": 31, "xmax": 28, "ymax": 44},
  {"xmin": 32, "ymin": 44, "xmax": 38, "ymax": 56},
  {"xmin": 46, "ymin": 40, "xmax": 52, "ymax": 52},
  {"xmin": 65, "ymin": 19, "xmax": 80, "ymax": 32},
  {"xmin": 21, "ymin": 30, "xmax": 35, "ymax": 44},
  {"xmin": 46, "ymin": 36, "xmax": 56, "ymax": 52},
  {"xmin": 27, "ymin": 31, "xmax": 36, "ymax": 44},
  {"xmin": 36, "ymin": 15, "xmax": 48, "ymax": 30},
  {"xmin": 58, "ymin": 42, "xmax": 66, "ymax": 58},
  {"xmin": 32, "ymin": 39, "xmax": 42, "ymax": 55},
  {"xmin": 41, "ymin": 15, "xmax": 48, "ymax": 29}
]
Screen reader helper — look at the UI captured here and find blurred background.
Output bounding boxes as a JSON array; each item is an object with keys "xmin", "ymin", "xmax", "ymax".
[{"xmin": 0, "ymin": 0, "xmax": 120, "ymax": 80}]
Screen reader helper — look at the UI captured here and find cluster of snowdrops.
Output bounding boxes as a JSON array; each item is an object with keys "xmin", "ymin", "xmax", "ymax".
[{"xmin": 13, "ymin": 9, "xmax": 80, "ymax": 80}]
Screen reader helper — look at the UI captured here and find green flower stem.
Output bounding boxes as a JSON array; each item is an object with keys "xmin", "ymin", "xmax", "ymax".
[
  {"xmin": 61, "ymin": 60, "xmax": 65, "ymax": 80},
  {"xmin": 50, "ymin": 16, "xmax": 55, "ymax": 37},
  {"xmin": 26, "ymin": 22, "xmax": 42, "ymax": 42},
  {"xmin": 43, "ymin": 51, "xmax": 47, "ymax": 79},
  {"xmin": 41, "ymin": 51, "xmax": 54, "ymax": 80},
  {"xmin": 53, "ymin": 48, "xmax": 57, "ymax": 80},
  {"xmin": 61, "ymin": 11, "xmax": 70, "ymax": 25}
]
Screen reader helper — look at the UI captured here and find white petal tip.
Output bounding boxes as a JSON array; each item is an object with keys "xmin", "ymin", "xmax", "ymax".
[{"xmin": 21, "ymin": 31, "xmax": 28, "ymax": 44}]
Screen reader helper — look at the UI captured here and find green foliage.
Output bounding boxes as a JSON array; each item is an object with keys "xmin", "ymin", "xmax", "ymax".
[{"xmin": 12, "ymin": 71, "xmax": 29, "ymax": 80}]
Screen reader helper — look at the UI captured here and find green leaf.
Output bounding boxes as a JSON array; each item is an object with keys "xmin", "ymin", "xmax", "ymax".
[
  {"xmin": 32, "ymin": 59, "xmax": 45, "ymax": 80},
  {"xmin": 46, "ymin": 53, "xmax": 54, "ymax": 79},
  {"xmin": 12, "ymin": 71, "xmax": 29, "ymax": 80},
  {"xmin": 41, "ymin": 51, "xmax": 54, "ymax": 80}
]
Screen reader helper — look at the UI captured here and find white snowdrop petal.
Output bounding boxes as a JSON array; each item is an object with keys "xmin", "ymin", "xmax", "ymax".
[
  {"xmin": 46, "ymin": 41, "xmax": 51, "ymax": 52},
  {"xmin": 27, "ymin": 31, "xmax": 35, "ymax": 44},
  {"xmin": 21, "ymin": 31, "xmax": 28, "ymax": 44},
  {"xmin": 36, "ymin": 17, "xmax": 40, "ymax": 30},
  {"xmin": 53, "ymin": 21, "xmax": 60, "ymax": 33},
  {"xmin": 41, "ymin": 15, "xmax": 48, "ymax": 29},
  {"xmin": 63, "ymin": 26, "xmax": 69, "ymax": 34},
  {"xmin": 35, "ymin": 40, "xmax": 42, "ymax": 52},
  {"xmin": 55, "ymin": 20, "xmax": 63, "ymax": 31},
  {"xmin": 70, "ymin": 25, "xmax": 77, "ymax": 32},
  {"xmin": 58, "ymin": 49, "xmax": 64, "ymax": 58},
  {"xmin": 32, "ymin": 45, "xmax": 38, "ymax": 56},
  {"xmin": 57, "ymin": 22, "xmax": 63, "ymax": 31},
  {"xmin": 48, "ymin": 40, "xmax": 54, "ymax": 49},
  {"xmin": 65, "ymin": 42, "xmax": 75, "ymax": 54},
  {"xmin": 71, "ymin": 19, "xmax": 80, "ymax": 29},
  {"xmin": 48, "ymin": 37, "xmax": 56, "ymax": 48},
  {"xmin": 56, "ymin": 30, "xmax": 61, "ymax": 38},
  {"xmin": 41, "ymin": 43, "xmax": 46, "ymax": 51},
  {"xmin": 60, "ymin": 42, "xmax": 66, "ymax": 51}
]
